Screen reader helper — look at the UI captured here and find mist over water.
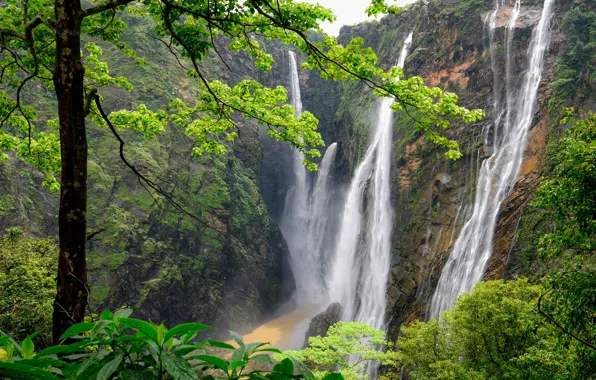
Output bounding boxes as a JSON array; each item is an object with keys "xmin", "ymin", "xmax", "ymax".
[{"xmin": 430, "ymin": 0, "xmax": 555, "ymax": 318}]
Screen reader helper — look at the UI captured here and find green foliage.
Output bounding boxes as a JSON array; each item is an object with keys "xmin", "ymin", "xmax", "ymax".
[
  {"xmin": 395, "ymin": 279, "xmax": 591, "ymax": 379},
  {"xmin": 0, "ymin": 312, "xmax": 323, "ymax": 379},
  {"xmin": 365, "ymin": 0, "xmax": 403, "ymax": 17},
  {"xmin": 533, "ymin": 110, "xmax": 596, "ymax": 261},
  {"xmin": 549, "ymin": 4, "xmax": 596, "ymax": 109},
  {"xmin": 282, "ymin": 322, "xmax": 393, "ymax": 380},
  {"xmin": 0, "ymin": 0, "xmax": 484, "ymax": 186},
  {"xmin": 0, "ymin": 228, "xmax": 56, "ymax": 345},
  {"xmin": 530, "ymin": 110, "xmax": 596, "ymax": 374}
]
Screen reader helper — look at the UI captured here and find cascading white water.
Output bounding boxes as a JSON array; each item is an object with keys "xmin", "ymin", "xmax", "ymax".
[
  {"xmin": 281, "ymin": 51, "xmax": 338, "ymax": 305},
  {"xmin": 329, "ymin": 33, "xmax": 413, "ymax": 330},
  {"xmin": 304, "ymin": 142, "xmax": 338, "ymax": 301},
  {"xmin": 430, "ymin": 0, "xmax": 555, "ymax": 318}
]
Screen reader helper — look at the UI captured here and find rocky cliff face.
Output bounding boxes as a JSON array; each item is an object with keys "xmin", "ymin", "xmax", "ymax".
[{"xmin": 265, "ymin": 0, "xmax": 595, "ymax": 339}]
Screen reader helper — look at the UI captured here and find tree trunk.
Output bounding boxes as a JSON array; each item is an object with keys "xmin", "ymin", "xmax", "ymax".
[{"xmin": 52, "ymin": 0, "xmax": 89, "ymax": 343}]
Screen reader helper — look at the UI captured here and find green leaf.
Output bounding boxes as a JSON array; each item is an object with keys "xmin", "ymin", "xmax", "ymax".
[
  {"xmin": 207, "ymin": 340, "xmax": 235, "ymax": 350},
  {"xmin": 114, "ymin": 308, "xmax": 133, "ymax": 318},
  {"xmin": 322, "ymin": 374, "xmax": 344, "ymax": 380},
  {"xmin": 165, "ymin": 323, "xmax": 210, "ymax": 342},
  {"xmin": 97, "ymin": 353, "xmax": 124, "ymax": 380},
  {"xmin": 157, "ymin": 323, "xmax": 165, "ymax": 346},
  {"xmin": 231, "ymin": 345, "xmax": 246, "ymax": 363},
  {"xmin": 287, "ymin": 355, "xmax": 314, "ymax": 380},
  {"xmin": 174, "ymin": 344, "xmax": 198, "ymax": 356},
  {"xmin": 21, "ymin": 337, "xmax": 34, "ymax": 359},
  {"xmin": 37, "ymin": 341, "xmax": 91, "ymax": 357},
  {"xmin": 118, "ymin": 318, "xmax": 158, "ymax": 342},
  {"xmin": 119, "ymin": 370, "xmax": 152, "ymax": 380},
  {"xmin": 100, "ymin": 310, "xmax": 114, "ymax": 320},
  {"xmin": 90, "ymin": 320, "xmax": 114, "ymax": 338},
  {"xmin": 191, "ymin": 354, "xmax": 229, "ymax": 373},
  {"xmin": 230, "ymin": 360, "xmax": 247, "ymax": 372},
  {"xmin": 251, "ymin": 354, "xmax": 275, "ymax": 365},
  {"xmin": 272, "ymin": 358, "xmax": 294, "ymax": 375},
  {"xmin": 19, "ymin": 358, "xmax": 68, "ymax": 368},
  {"xmin": 0, "ymin": 362, "xmax": 61, "ymax": 379},
  {"xmin": 164, "ymin": 356, "xmax": 199, "ymax": 380},
  {"xmin": 59, "ymin": 322, "xmax": 94, "ymax": 340},
  {"xmin": 256, "ymin": 348, "xmax": 282, "ymax": 354},
  {"xmin": 229, "ymin": 330, "xmax": 244, "ymax": 347},
  {"xmin": 244, "ymin": 342, "xmax": 267, "ymax": 353}
]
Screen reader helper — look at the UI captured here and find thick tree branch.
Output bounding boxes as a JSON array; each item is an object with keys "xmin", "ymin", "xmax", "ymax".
[
  {"xmin": 81, "ymin": 0, "xmax": 137, "ymax": 18},
  {"xmin": 86, "ymin": 226, "xmax": 106, "ymax": 241}
]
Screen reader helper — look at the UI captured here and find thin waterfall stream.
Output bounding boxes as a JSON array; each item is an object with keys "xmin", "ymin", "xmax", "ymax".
[
  {"xmin": 281, "ymin": 51, "xmax": 338, "ymax": 307},
  {"xmin": 430, "ymin": 0, "xmax": 555, "ymax": 318},
  {"xmin": 329, "ymin": 32, "xmax": 413, "ymax": 331}
]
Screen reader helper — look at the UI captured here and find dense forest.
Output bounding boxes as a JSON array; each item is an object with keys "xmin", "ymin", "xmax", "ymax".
[{"xmin": 0, "ymin": 0, "xmax": 594, "ymax": 378}]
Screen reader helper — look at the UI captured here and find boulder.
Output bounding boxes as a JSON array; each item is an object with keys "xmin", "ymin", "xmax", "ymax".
[{"xmin": 303, "ymin": 303, "xmax": 342, "ymax": 348}]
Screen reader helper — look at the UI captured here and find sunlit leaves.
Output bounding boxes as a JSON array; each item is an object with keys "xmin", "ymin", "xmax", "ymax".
[
  {"xmin": 394, "ymin": 280, "xmax": 583, "ymax": 379},
  {"xmin": 170, "ymin": 79, "xmax": 324, "ymax": 165},
  {"xmin": 282, "ymin": 321, "xmax": 392, "ymax": 380},
  {"xmin": 84, "ymin": 42, "xmax": 134, "ymax": 91}
]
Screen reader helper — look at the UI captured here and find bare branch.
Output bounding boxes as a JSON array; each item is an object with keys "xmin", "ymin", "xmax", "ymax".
[
  {"xmin": 538, "ymin": 291, "xmax": 596, "ymax": 351},
  {"xmin": 92, "ymin": 93, "xmax": 251, "ymax": 255},
  {"xmin": 86, "ymin": 226, "xmax": 106, "ymax": 241}
]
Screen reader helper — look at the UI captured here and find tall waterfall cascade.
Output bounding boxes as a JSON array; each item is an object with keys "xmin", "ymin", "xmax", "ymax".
[
  {"xmin": 328, "ymin": 32, "xmax": 413, "ymax": 330},
  {"xmin": 281, "ymin": 51, "xmax": 338, "ymax": 306},
  {"xmin": 429, "ymin": 0, "xmax": 555, "ymax": 318}
]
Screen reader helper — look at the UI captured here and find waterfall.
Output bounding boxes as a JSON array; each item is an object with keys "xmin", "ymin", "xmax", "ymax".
[
  {"xmin": 304, "ymin": 142, "xmax": 338, "ymax": 299},
  {"xmin": 429, "ymin": 0, "xmax": 555, "ymax": 318},
  {"xmin": 329, "ymin": 33, "xmax": 414, "ymax": 330},
  {"xmin": 281, "ymin": 51, "xmax": 338, "ymax": 306}
]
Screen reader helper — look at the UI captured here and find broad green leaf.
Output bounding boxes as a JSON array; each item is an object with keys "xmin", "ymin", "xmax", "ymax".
[
  {"xmin": 174, "ymin": 344, "xmax": 199, "ymax": 356},
  {"xmin": 245, "ymin": 342, "xmax": 267, "ymax": 353},
  {"xmin": 100, "ymin": 310, "xmax": 114, "ymax": 320},
  {"xmin": 21, "ymin": 337, "xmax": 34, "ymax": 359},
  {"xmin": 19, "ymin": 358, "xmax": 68, "ymax": 368},
  {"xmin": 207, "ymin": 340, "xmax": 235, "ymax": 350},
  {"xmin": 164, "ymin": 356, "xmax": 199, "ymax": 380},
  {"xmin": 165, "ymin": 323, "xmax": 210, "ymax": 342},
  {"xmin": 228, "ymin": 330, "xmax": 244, "ymax": 347},
  {"xmin": 191, "ymin": 354, "xmax": 229, "ymax": 372},
  {"xmin": 157, "ymin": 323, "xmax": 165, "ymax": 346},
  {"xmin": 90, "ymin": 320, "xmax": 114, "ymax": 338},
  {"xmin": 230, "ymin": 360, "xmax": 247, "ymax": 372},
  {"xmin": 256, "ymin": 348, "xmax": 282, "ymax": 354},
  {"xmin": 0, "ymin": 362, "xmax": 61, "ymax": 379},
  {"xmin": 59, "ymin": 322, "xmax": 94, "ymax": 340},
  {"xmin": 251, "ymin": 354, "xmax": 275, "ymax": 365},
  {"xmin": 119, "ymin": 370, "xmax": 152, "ymax": 380},
  {"xmin": 97, "ymin": 353, "xmax": 124, "ymax": 380},
  {"xmin": 37, "ymin": 341, "xmax": 91, "ymax": 357},
  {"xmin": 231, "ymin": 345, "xmax": 246, "ymax": 363},
  {"xmin": 118, "ymin": 318, "xmax": 157, "ymax": 342},
  {"xmin": 272, "ymin": 358, "xmax": 294, "ymax": 375},
  {"xmin": 114, "ymin": 308, "xmax": 133, "ymax": 318},
  {"xmin": 287, "ymin": 355, "xmax": 314, "ymax": 380}
]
